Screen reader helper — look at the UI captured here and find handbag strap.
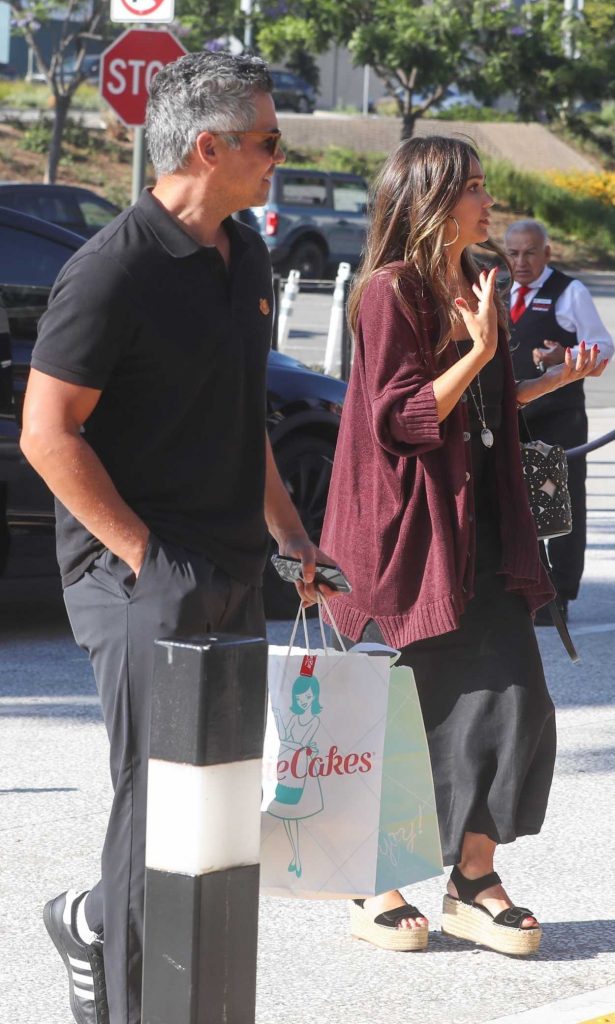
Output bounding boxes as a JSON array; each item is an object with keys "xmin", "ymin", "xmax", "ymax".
[{"xmin": 538, "ymin": 541, "xmax": 580, "ymax": 663}]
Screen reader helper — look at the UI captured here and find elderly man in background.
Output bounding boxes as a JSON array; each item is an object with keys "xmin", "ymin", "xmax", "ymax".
[{"xmin": 505, "ymin": 219, "xmax": 613, "ymax": 624}]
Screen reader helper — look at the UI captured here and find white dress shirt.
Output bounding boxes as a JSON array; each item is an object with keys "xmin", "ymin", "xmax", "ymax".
[{"xmin": 510, "ymin": 266, "xmax": 614, "ymax": 364}]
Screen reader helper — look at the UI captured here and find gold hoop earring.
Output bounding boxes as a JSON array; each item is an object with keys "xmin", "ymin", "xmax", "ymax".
[{"xmin": 443, "ymin": 216, "xmax": 460, "ymax": 247}]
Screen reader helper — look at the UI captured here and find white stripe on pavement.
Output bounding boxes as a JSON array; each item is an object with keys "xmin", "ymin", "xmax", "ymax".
[
  {"xmin": 0, "ymin": 696, "xmax": 99, "ymax": 707},
  {"xmin": 486, "ymin": 983, "xmax": 615, "ymax": 1023}
]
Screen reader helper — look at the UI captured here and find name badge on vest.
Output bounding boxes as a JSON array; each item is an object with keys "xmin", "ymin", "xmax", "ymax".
[{"xmin": 532, "ymin": 298, "xmax": 552, "ymax": 313}]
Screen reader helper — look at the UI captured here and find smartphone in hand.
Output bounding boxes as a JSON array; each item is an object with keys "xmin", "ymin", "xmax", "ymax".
[{"xmin": 270, "ymin": 554, "xmax": 352, "ymax": 594}]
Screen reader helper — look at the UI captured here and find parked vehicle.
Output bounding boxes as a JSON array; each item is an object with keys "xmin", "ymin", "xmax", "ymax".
[
  {"xmin": 0, "ymin": 62, "xmax": 18, "ymax": 81},
  {"xmin": 0, "ymin": 183, "xmax": 120, "ymax": 238},
  {"xmin": 0, "ymin": 207, "xmax": 346, "ymax": 615},
  {"xmin": 30, "ymin": 53, "xmax": 101, "ymax": 85},
  {"xmin": 270, "ymin": 69, "xmax": 316, "ymax": 113},
  {"xmin": 251, "ymin": 166, "xmax": 368, "ymax": 279}
]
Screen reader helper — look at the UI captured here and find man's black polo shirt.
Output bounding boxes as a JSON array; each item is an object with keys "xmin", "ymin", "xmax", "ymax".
[{"xmin": 32, "ymin": 189, "xmax": 273, "ymax": 588}]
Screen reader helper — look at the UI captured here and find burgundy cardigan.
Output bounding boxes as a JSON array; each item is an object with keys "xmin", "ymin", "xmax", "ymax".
[{"xmin": 320, "ymin": 264, "xmax": 554, "ymax": 648}]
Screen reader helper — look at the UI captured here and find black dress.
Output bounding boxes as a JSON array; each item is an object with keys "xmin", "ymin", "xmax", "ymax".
[{"xmin": 357, "ymin": 343, "xmax": 556, "ymax": 866}]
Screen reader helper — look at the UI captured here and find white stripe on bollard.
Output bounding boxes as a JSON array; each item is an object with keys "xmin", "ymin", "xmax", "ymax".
[
  {"xmin": 276, "ymin": 269, "xmax": 301, "ymax": 352},
  {"xmin": 145, "ymin": 757, "xmax": 262, "ymax": 875},
  {"xmin": 324, "ymin": 261, "xmax": 351, "ymax": 376}
]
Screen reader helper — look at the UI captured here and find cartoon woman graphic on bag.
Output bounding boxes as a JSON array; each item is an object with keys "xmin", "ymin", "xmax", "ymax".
[{"xmin": 267, "ymin": 674, "xmax": 324, "ymax": 878}]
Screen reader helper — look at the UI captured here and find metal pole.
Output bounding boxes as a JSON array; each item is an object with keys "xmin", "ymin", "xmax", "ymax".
[
  {"xmin": 362, "ymin": 65, "xmax": 370, "ymax": 115},
  {"xmin": 142, "ymin": 633, "xmax": 268, "ymax": 1024},
  {"xmin": 242, "ymin": 0, "xmax": 253, "ymax": 50},
  {"xmin": 132, "ymin": 126, "xmax": 147, "ymax": 206}
]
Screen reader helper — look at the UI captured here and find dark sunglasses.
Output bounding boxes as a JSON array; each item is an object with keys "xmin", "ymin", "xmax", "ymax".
[{"xmin": 211, "ymin": 129, "xmax": 283, "ymax": 158}]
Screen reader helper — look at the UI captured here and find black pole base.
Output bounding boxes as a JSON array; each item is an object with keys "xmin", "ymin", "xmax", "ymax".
[{"xmin": 142, "ymin": 865, "xmax": 260, "ymax": 1024}]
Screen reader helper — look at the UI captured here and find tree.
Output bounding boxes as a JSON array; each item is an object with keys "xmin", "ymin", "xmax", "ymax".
[
  {"xmin": 173, "ymin": 0, "xmax": 239, "ymax": 55},
  {"xmin": 258, "ymin": 0, "xmax": 528, "ymax": 137},
  {"xmin": 10, "ymin": 0, "xmax": 110, "ymax": 183},
  {"xmin": 257, "ymin": 0, "xmax": 615, "ymax": 137}
]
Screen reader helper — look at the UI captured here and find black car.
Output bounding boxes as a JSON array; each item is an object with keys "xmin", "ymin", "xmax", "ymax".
[
  {"xmin": 0, "ymin": 207, "xmax": 346, "ymax": 616},
  {"xmin": 270, "ymin": 70, "xmax": 316, "ymax": 114},
  {"xmin": 0, "ymin": 184, "xmax": 120, "ymax": 238}
]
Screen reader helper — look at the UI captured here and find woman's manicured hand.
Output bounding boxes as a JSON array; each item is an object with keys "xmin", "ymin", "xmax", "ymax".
[
  {"xmin": 454, "ymin": 267, "xmax": 499, "ymax": 365},
  {"xmin": 544, "ymin": 340, "xmax": 608, "ymax": 388}
]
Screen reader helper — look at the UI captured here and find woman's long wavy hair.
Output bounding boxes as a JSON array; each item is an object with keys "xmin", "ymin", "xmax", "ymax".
[{"xmin": 348, "ymin": 135, "xmax": 511, "ymax": 359}]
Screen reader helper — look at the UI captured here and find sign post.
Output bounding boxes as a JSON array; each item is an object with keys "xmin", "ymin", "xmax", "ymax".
[{"xmin": 99, "ymin": 28, "xmax": 187, "ymax": 202}]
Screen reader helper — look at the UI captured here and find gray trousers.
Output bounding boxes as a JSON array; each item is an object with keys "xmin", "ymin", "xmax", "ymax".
[{"xmin": 64, "ymin": 534, "xmax": 266, "ymax": 1024}]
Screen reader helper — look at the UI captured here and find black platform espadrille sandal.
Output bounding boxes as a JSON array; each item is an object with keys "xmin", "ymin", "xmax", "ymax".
[
  {"xmin": 441, "ymin": 866, "xmax": 541, "ymax": 956},
  {"xmin": 349, "ymin": 899, "xmax": 429, "ymax": 951}
]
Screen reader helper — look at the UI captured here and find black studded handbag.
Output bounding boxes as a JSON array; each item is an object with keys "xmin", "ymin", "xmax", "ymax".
[{"xmin": 519, "ymin": 439, "xmax": 572, "ymax": 540}]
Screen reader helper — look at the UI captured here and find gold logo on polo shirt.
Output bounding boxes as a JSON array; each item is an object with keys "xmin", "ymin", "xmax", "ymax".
[{"xmin": 259, "ymin": 298, "xmax": 270, "ymax": 316}]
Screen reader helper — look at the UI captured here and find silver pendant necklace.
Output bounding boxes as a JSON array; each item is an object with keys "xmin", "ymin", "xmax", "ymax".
[{"xmin": 455, "ymin": 343, "xmax": 494, "ymax": 448}]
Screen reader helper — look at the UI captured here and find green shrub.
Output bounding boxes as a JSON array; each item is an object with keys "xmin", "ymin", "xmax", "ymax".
[
  {"xmin": 283, "ymin": 145, "xmax": 386, "ymax": 180},
  {"xmin": 430, "ymin": 103, "xmax": 517, "ymax": 123},
  {"xmin": 21, "ymin": 117, "xmax": 52, "ymax": 153},
  {"xmin": 0, "ymin": 79, "xmax": 102, "ymax": 111},
  {"xmin": 0, "ymin": 80, "xmax": 49, "ymax": 109},
  {"xmin": 483, "ymin": 157, "xmax": 615, "ymax": 254}
]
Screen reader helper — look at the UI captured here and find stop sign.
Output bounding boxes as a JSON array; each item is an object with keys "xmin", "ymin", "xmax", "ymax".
[{"xmin": 100, "ymin": 28, "xmax": 187, "ymax": 127}]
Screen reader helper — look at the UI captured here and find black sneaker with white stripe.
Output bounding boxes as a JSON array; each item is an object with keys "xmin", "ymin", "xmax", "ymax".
[{"xmin": 43, "ymin": 889, "xmax": 109, "ymax": 1024}]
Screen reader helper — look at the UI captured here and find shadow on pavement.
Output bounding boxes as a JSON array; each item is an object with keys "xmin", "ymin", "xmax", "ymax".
[{"xmin": 418, "ymin": 919, "xmax": 615, "ymax": 959}]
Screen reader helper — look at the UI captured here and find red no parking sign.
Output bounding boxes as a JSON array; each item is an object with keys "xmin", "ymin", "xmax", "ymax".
[{"xmin": 100, "ymin": 28, "xmax": 187, "ymax": 127}]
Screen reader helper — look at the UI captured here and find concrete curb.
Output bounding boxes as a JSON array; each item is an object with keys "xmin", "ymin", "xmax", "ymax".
[{"xmin": 486, "ymin": 984, "xmax": 615, "ymax": 1023}]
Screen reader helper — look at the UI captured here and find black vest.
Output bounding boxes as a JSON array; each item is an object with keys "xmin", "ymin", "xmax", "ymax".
[{"xmin": 510, "ymin": 267, "xmax": 584, "ymax": 421}]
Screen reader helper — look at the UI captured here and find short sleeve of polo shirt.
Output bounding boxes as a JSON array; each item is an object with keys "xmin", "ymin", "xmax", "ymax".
[{"xmin": 31, "ymin": 251, "xmax": 138, "ymax": 390}]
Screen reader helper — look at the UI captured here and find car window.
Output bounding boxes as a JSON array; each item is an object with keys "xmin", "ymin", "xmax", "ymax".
[
  {"xmin": 280, "ymin": 175, "xmax": 328, "ymax": 207},
  {"xmin": 0, "ymin": 192, "xmax": 40, "ymax": 218},
  {"xmin": 78, "ymin": 198, "xmax": 117, "ymax": 230},
  {"xmin": 37, "ymin": 193, "xmax": 81, "ymax": 231},
  {"xmin": 332, "ymin": 181, "xmax": 368, "ymax": 214},
  {"xmin": 0, "ymin": 225, "xmax": 75, "ymax": 286}
]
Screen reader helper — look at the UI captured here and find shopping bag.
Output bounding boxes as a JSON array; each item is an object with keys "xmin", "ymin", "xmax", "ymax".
[{"xmin": 260, "ymin": 607, "xmax": 443, "ymax": 899}]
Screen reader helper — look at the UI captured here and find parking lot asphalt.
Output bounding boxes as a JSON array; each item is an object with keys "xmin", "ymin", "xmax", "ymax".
[{"xmin": 1, "ymin": 401, "xmax": 614, "ymax": 1024}]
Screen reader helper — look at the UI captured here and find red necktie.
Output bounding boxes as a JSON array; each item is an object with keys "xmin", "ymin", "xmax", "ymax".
[{"xmin": 510, "ymin": 285, "xmax": 531, "ymax": 323}]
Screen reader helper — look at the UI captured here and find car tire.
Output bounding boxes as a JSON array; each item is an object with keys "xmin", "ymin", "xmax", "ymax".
[
  {"xmin": 296, "ymin": 96, "xmax": 312, "ymax": 114},
  {"xmin": 263, "ymin": 433, "xmax": 336, "ymax": 620},
  {"xmin": 288, "ymin": 238, "xmax": 326, "ymax": 280}
]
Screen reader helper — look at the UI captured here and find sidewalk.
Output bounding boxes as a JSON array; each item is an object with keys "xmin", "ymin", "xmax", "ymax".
[{"xmin": 1, "ymin": 406, "xmax": 614, "ymax": 1024}]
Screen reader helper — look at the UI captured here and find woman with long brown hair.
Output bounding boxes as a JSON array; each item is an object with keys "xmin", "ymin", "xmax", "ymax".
[{"xmin": 321, "ymin": 135, "xmax": 606, "ymax": 955}]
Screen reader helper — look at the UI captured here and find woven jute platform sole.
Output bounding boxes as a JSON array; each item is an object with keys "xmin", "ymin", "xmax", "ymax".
[
  {"xmin": 441, "ymin": 894, "xmax": 542, "ymax": 956},
  {"xmin": 349, "ymin": 900, "xmax": 428, "ymax": 952}
]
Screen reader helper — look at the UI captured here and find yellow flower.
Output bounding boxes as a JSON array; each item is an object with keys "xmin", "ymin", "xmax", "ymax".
[{"xmin": 546, "ymin": 171, "xmax": 615, "ymax": 206}]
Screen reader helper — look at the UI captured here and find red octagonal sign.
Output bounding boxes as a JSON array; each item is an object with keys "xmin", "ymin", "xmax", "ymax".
[{"xmin": 100, "ymin": 28, "xmax": 187, "ymax": 127}]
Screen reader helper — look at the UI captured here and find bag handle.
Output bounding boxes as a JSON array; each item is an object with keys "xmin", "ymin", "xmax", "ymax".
[
  {"xmin": 285, "ymin": 593, "xmax": 348, "ymax": 658},
  {"xmin": 538, "ymin": 540, "xmax": 580, "ymax": 663},
  {"xmin": 317, "ymin": 592, "xmax": 347, "ymax": 653}
]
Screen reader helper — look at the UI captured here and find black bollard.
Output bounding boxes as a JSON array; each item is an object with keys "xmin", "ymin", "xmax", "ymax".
[{"xmin": 141, "ymin": 634, "xmax": 268, "ymax": 1024}]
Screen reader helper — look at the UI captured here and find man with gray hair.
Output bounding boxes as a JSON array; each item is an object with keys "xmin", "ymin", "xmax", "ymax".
[
  {"xmin": 505, "ymin": 218, "xmax": 613, "ymax": 624},
  {"xmin": 20, "ymin": 51, "xmax": 327, "ymax": 1024}
]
